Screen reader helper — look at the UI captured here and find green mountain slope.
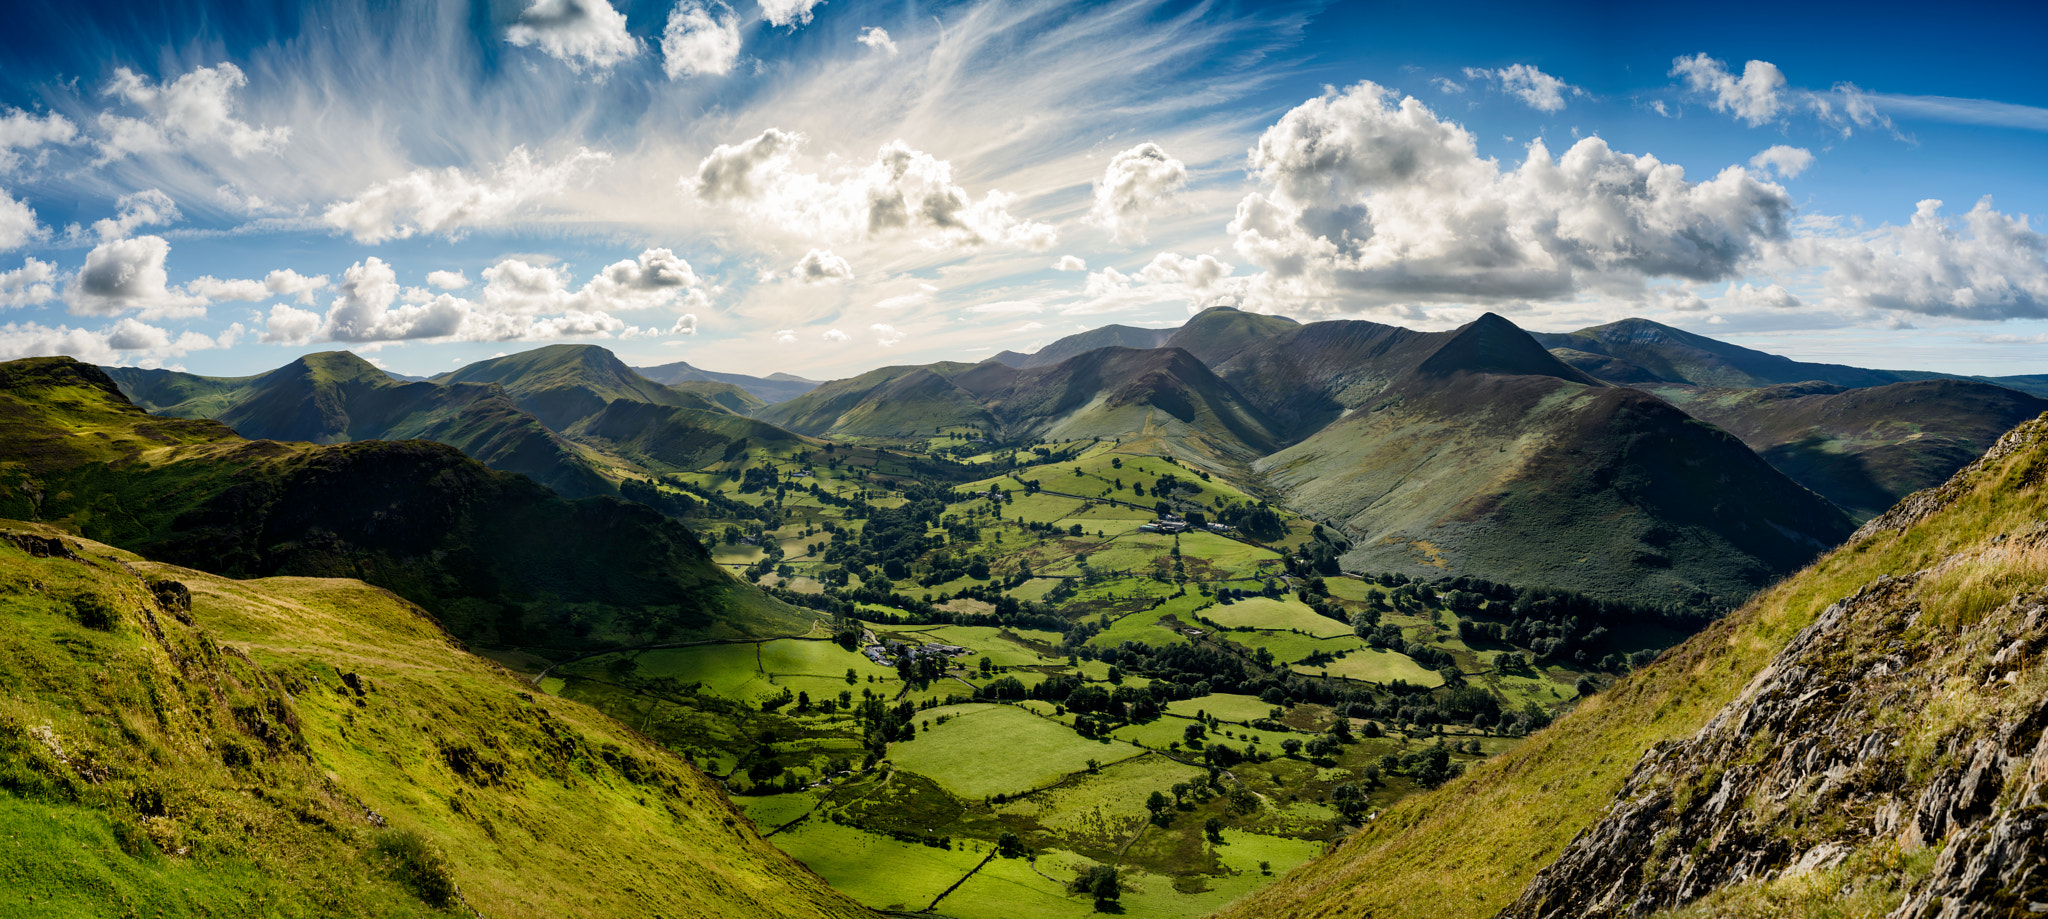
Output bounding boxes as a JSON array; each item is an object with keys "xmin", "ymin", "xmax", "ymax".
[
  {"xmin": 105, "ymin": 352, "xmax": 610, "ymax": 499},
  {"xmin": 1660, "ymin": 377, "xmax": 2048, "ymax": 519},
  {"xmin": 0, "ymin": 524, "xmax": 868, "ymax": 919},
  {"xmin": 755, "ymin": 364, "xmax": 1000, "ymax": 438},
  {"xmin": 1217, "ymin": 411, "xmax": 2048, "ymax": 919},
  {"xmin": 1159, "ymin": 306, "xmax": 1300, "ymax": 367},
  {"xmin": 0, "ymin": 357, "xmax": 815, "ymax": 657},
  {"xmin": 566, "ymin": 398, "xmax": 809, "ymax": 471},
  {"xmin": 633, "ymin": 358, "xmax": 821, "ymax": 404},
  {"xmin": 1253, "ymin": 314, "xmax": 1851, "ymax": 612},
  {"xmin": 435, "ymin": 344, "xmax": 702, "ymax": 430},
  {"xmin": 671, "ymin": 379, "xmax": 770, "ymax": 414}
]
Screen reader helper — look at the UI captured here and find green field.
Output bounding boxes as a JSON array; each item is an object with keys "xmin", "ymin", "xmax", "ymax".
[
  {"xmin": 1202, "ymin": 596, "xmax": 1354, "ymax": 637},
  {"xmin": 1290, "ymin": 648, "xmax": 1444, "ymax": 686},
  {"xmin": 1167, "ymin": 693, "xmax": 1279, "ymax": 723},
  {"xmin": 891, "ymin": 704, "xmax": 1139, "ymax": 798},
  {"xmin": 769, "ymin": 819, "xmax": 986, "ymax": 911}
]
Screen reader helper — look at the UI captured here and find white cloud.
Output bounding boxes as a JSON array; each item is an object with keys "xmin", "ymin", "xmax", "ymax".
[
  {"xmin": 821, "ymin": 327, "xmax": 850, "ymax": 342},
  {"xmin": 1722, "ymin": 282, "xmax": 1802, "ymax": 311},
  {"xmin": 0, "ymin": 187, "xmax": 41, "ymax": 251},
  {"xmin": 67, "ymin": 235, "xmax": 207, "ymax": 319},
  {"xmin": 426, "ymin": 269, "xmax": 469, "ymax": 289},
  {"xmin": 1054, "ymin": 255, "xmax": 1087, "ymax": 271},
  {"xmin": 690, "ymin": 128, "xmax": 1056, "ymax": 250},
  {"xmin": 1749, "ymin": 145, "xmax": 1814, "ymax": 179},
  {"xmin": 92, "ymin": 189, "xmax": 180, "ymax": 241},
  {"xmin": 1139, "ymin": 252, "xmax": 1231, "ymax": 289},
  {"xmin": 322, "ymin": 257, "xmax": 468, "ymax": 342},
  {"xmin": 966, "ymin": 300, "xmax": 1043, "ymax": 314},
  {"xmin": 791, "ymin": 248, "xmax": 854, "ymax": 284},
  {"xmin": 265, "ymin": 268, "xmax": 329, "ymax": 303},
  {"xmin": 1792, "ymin": 197, "xmax": 2048, "ymax": 320},
  {"xmin": 1430, "ymin": 77, "xmax": 1465, "ymax": 95},
  {"xmin": 95, "ymin": 63, "xmax": 289, "ymax": 161},
  {"xmin": 856, "ymin": 26, "xmax": 897, "ymax": 55},
  {"xmin": 773, "ymin": 328, "xmax": 798, "ymax": 344},
  {"xmin": 321, "ymin": 146, "xmax": 610, "ymax": 243},
  {"xmin": 870, "ymin": 322, "xmax": 903, "ymax": 345},
  {"xmin": 1229, "ymin": 82, "xmax": 1794, "ymax": 305},
  {"xmin": 1462, "ymin": 64, "xmax": 1581, "ymax": 113},
  {"xmin": 663, "ymin": 1, "xmax": 744, "ymax": 78},
  {"xmin": 183, "ymin": 276, "xmax": 271, "ymax": 302},
  {"xmin": 0, "ymin": 108, "xmax": 78, "ymax": 172},
  {"xmin": 505, "ymin": 0, "xmax": 642, "ymax": 74},
  {"xmin": 259, "ymin": 303, "xmax": 323, "ymax": 345},
  {"xmin": 0, "ymin": 258, "xmax": 60, "ymax": 307},
  {"xmin": 759, "ymin": 0, "xmax": 822, "ymax": 27},
  {"xmin": 1670, "ymin": 54, "xmax": 1787, "ymax": 126},
  {"xmin": 1088, "ymin": 142, "xmax": 1188, "ymax": 244}
]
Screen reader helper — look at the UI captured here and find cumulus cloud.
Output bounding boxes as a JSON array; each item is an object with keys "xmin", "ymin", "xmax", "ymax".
[
  {"xmin": 0, "ymin": 318, "xmax": 212, "ymax": 364},
  {"xmin": 264, "ymin": 268, "xmax": 329, "ymax": 303},
  {"xmin": 0, "ymin": 258, "xmax": 60, "ymax": 307},
  {"xmin": 821, "ymin": 327, "xmax": 850, "ymax": 342},
  {"xmin": 67, "ymin": 235, "xmax": 207, "ymax": 319},
  {"xmin": 1054, "ymin": 255, "xmax": 1087, "ymax": 271},
  {"xmin": 870, "ymin": 323, "xmax": 903, "ymax": 345},
  {"xmin": 663, "ymin": 1, "xmax": 743, "ymax": 78},
  {"xmin": 690, "ymin": 128, "xmax": 1056, "ymax": 250},
  {"xmin": 792, "ymin": 248, "xmax": 854, "ymax": 283},
  {"xmin": 1792, "ymin": 197, "xmax": 2048, "ymax": 320},
  {"xmin": 0, "ymin": 187, "xmax": 41, "ymax": 251},
  {"xmin": 773, "ymin": 328, "xmax": 798, "ymax": 344},
  {"xmin": 1749, "ymin": 145, "xmax": 1814, "ymax": 179},
  {"xmin": 759, "ymin": 0, "xmax": 822, "ymax": 27},
  {"xmin": 321, "ymin": 146, "xmax": 610, "ymax": 243},
  {"xmin": 857, "ymin": 26, "xmax": 897, "ymax": 54},
  {"xmin": 1088, "ymin": 142, "xmax": 1188, "ymax": 244},
  {"xmin": 92, "ymin": 189, "xmax": 180, "ymax": 241},
  {"xmin": 1462, "ymin": 64, "xmax": 1581, "ymax": 112},
  {"xmin": 0, "ymin": 108, "xmax": 78, "ymax": 172},
  {"xmin": 1228, "ymin": 82, "xmax": 1793, "ymax": 305},
  {"xmin": 262, "ymin": 249, "xmax": 710, "ymax": 346},
  {"xmin": 1670, "ymin": 54, "xmax": 1787, "ymax": 126},
  {"xmin": 1722, "ymin": 282, "xmax": 1803, "ymax": 311},
  {"xmin": 1139, "ymin": 252, "xmax": 1231, "ymax": 289},
  {"xmin": 95, "ymin": 63, "xmax": 289, "ymax": 161},
  {"xmin": 426, "ymin": 269, "xmax": 469, "ymax": 289},
  {"xmin": 505, "ymin": 0, "xmax": 642, "ymax": 74},
  {"xmin": 183, "ymin": 276, "xmax": 271, "ymax": 302}
]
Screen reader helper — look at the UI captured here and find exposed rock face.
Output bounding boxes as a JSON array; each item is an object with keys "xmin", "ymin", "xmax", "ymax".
[{"xmin": 1503, "ymin": 416, "xmax": 2048, "ymax": 919}]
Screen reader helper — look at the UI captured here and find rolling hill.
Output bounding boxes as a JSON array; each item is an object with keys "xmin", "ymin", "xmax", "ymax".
[
  {"xmin": 0, "ymin": 356, "xmax": 816, "ymax": 656},
  {"xmin": 1221, "ymin": 410, "xmax": 2048, "ymax": 919},
  {"xmin": 990, "ymin": 323, "xmax": 1176, "ymax": 369},
  {"xmin": 1249, "ymin": 314, "xmax": 1854, "ymax": 612},
  {"xmin": 435, "ymin": 344, "xmax": 720, "ymax": 430},
  {"xmin": 1658, "ymin": 377, "xmax": 2048, "ymax": 519},
  {"xmin": 105, "ymin": 351, "xmax": 611, "ymax": 499},
  {"xmin": 633, "ymin": 357, "xmax": 821, "ymax": 405},
  {"xmin": 1158, "ymin": 306, "xmax": 1300, "ymax": 367},
  {"xmin": 0, "ymin": 523, "xmax": 868, "ymax": 919},
  {"xmin": 755, "ymin": 363, "xmax": 1001, "ymax": 438}
]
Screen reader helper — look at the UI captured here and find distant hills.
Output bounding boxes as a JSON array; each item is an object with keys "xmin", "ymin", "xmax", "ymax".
[
  {"xmin": 633, "ymin": 357, "xmax": 820, "ymax": 404},
  {"xmin": 0, "ymin": 357, "xmax": 815, "ymax": 655}
]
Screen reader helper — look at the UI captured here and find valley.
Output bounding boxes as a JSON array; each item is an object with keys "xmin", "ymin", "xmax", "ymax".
[{"xmin": 5, "ymin": 306, "xmax": 2045, "ymax": 918}]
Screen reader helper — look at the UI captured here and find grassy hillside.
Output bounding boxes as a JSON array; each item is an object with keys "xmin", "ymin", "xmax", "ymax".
[
  {"xmin": 757, "ymin": 365, "xmax": 1001, "ymax": 439},
  {"xmin": 1160, "ymin": 307, "xmax": 1300, "ymax": 368},
  {"xmin": 106, "ymin": 352, "xmax": 611, "ymax": 499},
  {"xmin": 1216, "ymin": 412, "xmax": 2048, "ymax": 919},
  {"xmin": 672, "ymin": 379, "xmax": 771, "ymax": 414},
  {"xmin": 0, "ymin": 523, "xmax": 868, "ymax": 919},
  {"xmin": 567, "ymin": 398, "xmax": 810, "ymax": 471},
  {"xmin": 435, "ymin": 344, "xmax": 698, "ymax": 431},
  {"xmin": 1254, "ymin": 315, "xmax": 1851, "ymax": 612},
  {"xmin": 996, "ymin": 323, "xmax": 1178, "ymax": 369},
  {"xmin": 1532, "ymin": 317, "xmax": 1924, "ymax": 389},
  {"xmin": 1658, "ymin": 378, "xmax": 2048, "ymax": 519},
  {"xmin": 0, "ymin": 357, "xmax": 816, "ymax": 658}
]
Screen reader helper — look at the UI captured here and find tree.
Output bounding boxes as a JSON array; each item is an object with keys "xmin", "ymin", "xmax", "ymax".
[
  {"xmin": 1203, "ymin": 817, "xmax": 1225, "ymax": 843},
  {"xmin": 1146, "ymin": 791, "xmax": 1171, "ymax": 824},
  {"xmin": 997, "ymin": 831, "xmax": 1028, "ymax": 859},
  {"xmin": 1183, "ymin": 723, "xmax": 1206, "ymax": 746},
  {"xmin": 1076, "ymin": 865, "xmax": 1121, "ymax": 908},
  {"xmin": 1280, "ymin": 738, "xmax": 1303, "ymax": 757}
]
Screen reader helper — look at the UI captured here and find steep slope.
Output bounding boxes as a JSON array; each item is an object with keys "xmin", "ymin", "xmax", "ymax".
[
  {"xmin": 755, "ymin": 363, "xmax": 999, "ymax": 438},
  {"xmin": 567, "ymin": 398, "xmax": 809, "ymax": 471},
  {"xmin": 952, "ymin": 346, "xmax": 1282, "ymax": 462},
  {"xmin": 1160, "ymin": 306, "xmax": 1300, "ymax": 367},
  {"xmin": 107, "ymin": 353, "xmax": 610, "ymax": 499},
  {"xmin": 436, "ymin": 344, "xmax": 698, "ymax": 431},
  {"xmin": 0, "ymin": 357, "xmax": 815, "ymax": 656},
  {"xmin": 0, "ymin": 525, "xmax": 867, "ymax": 919},
  {"xmin": 671, "ymin": 379, "xmax": 770, "ymax": 414},
  {"xmin": 994, "ymin": 322, "xmax": 1177, "ymax": 369},
  {"xmin": 1217, "ymin": 412, "xmax": 2048, "ymax": 919},
  {"xmin": 633, "ymin": 358, "xmax": 821, "ymax": 404},
  {"xmin": 1254, "ymin": 314, "xmax": 1850, "ymax": 611},
  {"xmin": 1533, "ymin": 317, "xmax": 1928, "ymax": 389},
  {"xmin": 1663, "ymin": 378, "xmax": 2048, "ymax": 519}
]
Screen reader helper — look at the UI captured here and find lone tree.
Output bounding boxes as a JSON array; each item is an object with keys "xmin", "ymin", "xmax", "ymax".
[
  {"xmin": 1145, "ymin": 791, "xmax": 1171, "ymax": 825},
  {"xmin": 1072, "ymin": 865, "xmax": 1121, "ymax": 909}
]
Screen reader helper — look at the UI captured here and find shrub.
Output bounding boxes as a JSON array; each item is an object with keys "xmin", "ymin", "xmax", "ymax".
[{"xmin": 371, "ymin": 829, "xmax": 459, "ymax": 908}]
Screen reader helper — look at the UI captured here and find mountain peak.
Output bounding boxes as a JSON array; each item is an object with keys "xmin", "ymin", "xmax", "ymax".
[{"xmin": 1415, "ymin": 312, "xmax": 1601, "ymax": 383}]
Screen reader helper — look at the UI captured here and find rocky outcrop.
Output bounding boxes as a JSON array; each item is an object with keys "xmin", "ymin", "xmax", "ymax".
[{"xmin": 1502, "ymin": 416, "xmax": 2048, "ymax": 918}]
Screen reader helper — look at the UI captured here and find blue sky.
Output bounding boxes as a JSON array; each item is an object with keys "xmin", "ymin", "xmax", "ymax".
[{"xmin": 2, "ymin": 0, "xmax": 2045, "ymax": 379}]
